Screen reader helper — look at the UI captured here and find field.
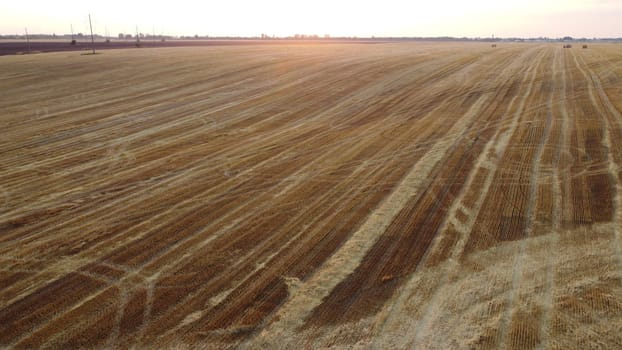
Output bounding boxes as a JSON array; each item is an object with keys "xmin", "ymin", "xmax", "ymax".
[
  {"xmin": 0, "ymin": 39, "xmax": 382, "ymax": 56},
  {"xmin": 1, "ymin": 42, "xmax": 622, "ymax": 349}
]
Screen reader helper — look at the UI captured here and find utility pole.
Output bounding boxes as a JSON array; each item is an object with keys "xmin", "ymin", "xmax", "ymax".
[
  {"xmin": 88, "ymin": 13, "xmax": 95, "ymax": 54},
  {"xmin": 24, "ymin": 27, "xmax": 31, "ymax": 54},
  {"xmin": 136, "ymin": 25, "xmax": 140, "ymax": 47},
  {"xmin": 69, "ymin": 23, "xmax": 77, "ymax": 45}
]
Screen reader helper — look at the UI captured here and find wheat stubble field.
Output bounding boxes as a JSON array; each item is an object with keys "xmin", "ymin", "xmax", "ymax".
[{"xmin": 1, "ymin": 42, "xmax": 622, "ymax": 349}]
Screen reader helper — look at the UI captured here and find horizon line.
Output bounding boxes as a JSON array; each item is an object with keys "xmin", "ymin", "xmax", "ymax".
[{"xmin": 2, "ymin": 33, "xmax": 621, "ymax": 41}]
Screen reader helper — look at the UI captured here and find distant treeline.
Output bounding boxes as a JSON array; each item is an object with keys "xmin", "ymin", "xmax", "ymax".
[
  {"xmin": 1, "ymin": 34, "xmax": 621, "ymax": 42},
  {"xmin": 0, "ymin": 33, "xmax": 175, "ymax": 40}
]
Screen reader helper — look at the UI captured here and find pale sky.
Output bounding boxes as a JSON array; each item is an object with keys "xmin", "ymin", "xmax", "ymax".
[{"xmin": 0, "ymin": 0, "xmax": 620, "ymax": 38}]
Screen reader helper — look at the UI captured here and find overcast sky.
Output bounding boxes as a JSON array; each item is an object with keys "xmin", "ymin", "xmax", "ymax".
[{"xmin": 0, "ymin": 0, "xmax": 620, "ymax": 38}]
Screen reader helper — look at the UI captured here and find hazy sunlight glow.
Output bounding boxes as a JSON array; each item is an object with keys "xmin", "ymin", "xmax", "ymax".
[{"xmin": 0, "ymin": 0, "xmax": 620, "ymax": 38}]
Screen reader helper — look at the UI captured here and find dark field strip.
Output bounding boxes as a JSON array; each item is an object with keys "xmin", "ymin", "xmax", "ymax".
[{"xmin": 0, "ymin": 39, "xmax": 396, "ymax": 57}]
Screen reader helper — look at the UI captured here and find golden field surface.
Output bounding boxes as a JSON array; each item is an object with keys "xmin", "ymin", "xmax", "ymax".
[{"xmin": 1, "ymin": 42, "xmax": 622, "ymax": 349}]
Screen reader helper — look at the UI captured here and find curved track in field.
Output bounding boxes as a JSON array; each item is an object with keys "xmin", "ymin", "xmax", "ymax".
[{"xmin": 1, "ymin": 43, "xmax": 622, "ymax": 349}]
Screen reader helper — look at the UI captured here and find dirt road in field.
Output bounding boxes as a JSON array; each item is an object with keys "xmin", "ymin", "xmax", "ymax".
[{"xmin": 1, "ymin": 43, "xmax": 621, "ymax": 349}]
